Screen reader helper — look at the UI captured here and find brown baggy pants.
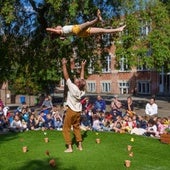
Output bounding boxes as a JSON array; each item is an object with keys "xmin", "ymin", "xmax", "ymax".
[{"xmin": 62, "ymin": 107, "xmax": 82, "ymax": 145}]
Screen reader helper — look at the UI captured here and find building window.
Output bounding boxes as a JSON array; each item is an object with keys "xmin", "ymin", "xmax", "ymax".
[
  {"xmin": 88, "ymin": 59, "xmax": 94, "ymax": 74},
  {"xmin": 159, "ymin": 73, "xmax": 170, "ymax": 94},
  {"xmin": 102, "ymin": 34, "xmax": 111, "ymax": 47},
  {"xmin": 137, "ymin": 48, "xmax": 151, "ymax": 71},
  {"xmin": 101, "ymin": 81, "xmax": 111, "ymax": 93},
  {"xmin": 102, "ymin": 55, "xmax": 111, "ymax": 73},
  {"xmin": 118, "ymin": 81, "xmax": 129, "ymax": 94},
  {"xmin": 87, "ymin": 81, "xmax": 96, "ymax": 93},
  {"xmin": 119, "ymin": 56, "xmax": 129, "ymax": 71},
  {"xmin": 137, "ymin": 58, "xmax": 149, "ymax": 71},
  {"xmin": 140, "ymin": 21, "xmax": 152, "ymax": 38},
  {"xmin": 137, "ymin": 81, "xmax": 150, "ymax": 94}
]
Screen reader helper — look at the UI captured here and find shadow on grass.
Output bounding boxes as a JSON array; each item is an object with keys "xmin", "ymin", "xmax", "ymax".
[
  {"xmin": 0, "ymin": 132, "xmax": 19, "ymax": 142},
  {"xmin": 17, "ymin": 158, "xmax": 77, "ymax": 170},
  {"xmin": 71, "ymin": 131, "xmax": 88, "ymax": 147}
]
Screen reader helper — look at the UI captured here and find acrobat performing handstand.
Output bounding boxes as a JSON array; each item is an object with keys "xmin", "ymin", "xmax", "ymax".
[{"xmin": 46, "ymin": 9, "xmax": 126, "ymax": 39}]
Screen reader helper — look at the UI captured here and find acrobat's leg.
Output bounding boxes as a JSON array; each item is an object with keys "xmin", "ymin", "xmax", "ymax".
[
  {"xmin": 79, "ymin": 9, "xmax": 103, "ymax": 31},
  {"xmin": 89, "ymin": 25, "xmax": 126, "ymax": 35}
]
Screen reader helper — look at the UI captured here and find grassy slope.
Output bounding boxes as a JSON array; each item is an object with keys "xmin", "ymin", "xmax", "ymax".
[{"xmin": 0, "ymin": 130, "xmax": 170, "ymax": 170}]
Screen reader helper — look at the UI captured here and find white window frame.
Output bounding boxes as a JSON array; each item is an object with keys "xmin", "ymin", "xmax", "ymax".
[
  {"xmin": 118, "ymin": 81, "xmax": 129, "ymax": 94},
  {"xmin": 102, "ymin": 55, "xmax": 111, "ymax": 73},
  {"xmin": 119, "ymin": 56, "xmax": 129, "ymax": 71},
  {"xmin": 86, "ymin": 81, "xmax": 96, "ymax": 93},
  {"xmin": 88, "ymin": 58, "xmax": 95, "ymax": 74},
  {"xmin": 140, "ymin": 20, "xmax": 152, "ymax": 38},
  {"xmin": 101, "ymin": 81, "xmax": 111, "ymax": 93}
]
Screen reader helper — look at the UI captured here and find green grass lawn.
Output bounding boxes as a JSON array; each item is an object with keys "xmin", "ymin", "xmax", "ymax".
[{"xmin": 0, "ymin": 130, "xmax": 170, "ymax": 170}]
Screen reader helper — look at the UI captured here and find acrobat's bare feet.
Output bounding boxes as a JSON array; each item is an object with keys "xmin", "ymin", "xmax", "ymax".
[
  {"xmin": 118, "ymin": 25, "xmax": 126, "ymax": 32},
  {"xmin": 77, "ymin": 142, "xmax": 83, "ymax": 151},
  {"xmin": 77, "ymin": 146, "xmax": 83, "ymax": 151},
  {"xmin": 64, "ymin": 149, "xmax": 73, "ymax": 153},
  {"xmin": 97, "ymin": 9, "xmax": 103, "ymax": 22},
  {"xmin": 60, "ymin": 36, "xmax": 66, "ymax": 40}
]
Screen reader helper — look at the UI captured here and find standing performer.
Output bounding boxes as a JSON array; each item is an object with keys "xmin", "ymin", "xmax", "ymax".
[
  {"xmin": 62, "ymin": 58, "xmax": 86, "ymax": 153},
  {"xmin": 46, "ymin": 9, "xmax": 126, "ymax": 39}
]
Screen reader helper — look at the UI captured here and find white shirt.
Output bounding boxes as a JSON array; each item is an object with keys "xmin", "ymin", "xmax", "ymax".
[
  {"xmin": 66, "ymin": 79, "xmax": 85, "ymax": 112},
  {"xmin": 145, "ymin": 103, "xmax": 158, "ymax": 116},
  {"xmin": 147, "ymin": 124, "xmax": 158, "ymax": 133},
  {"xmin": 92, "ymin": 119, "xmax": 101, "ymax": 130},
  {"xmin": 62, "ymin": 25, "xmax": 73, "ymax": 35},
  {"xmin": 10, "ymin": 120, "xmax": 22, "ymax": 128}
]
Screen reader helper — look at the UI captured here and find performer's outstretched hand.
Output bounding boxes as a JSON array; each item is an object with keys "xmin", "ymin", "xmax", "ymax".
[
  {"xmin": 118, "ymin": 25, "xmax": 126, "ymax": 32},
  {"xmin": 81, "ymin": 60, "xmax": 87, "ymax": 67},
  {"xmin": 97, "ymin": 9, "xmax": 103, "ymax": 22}
]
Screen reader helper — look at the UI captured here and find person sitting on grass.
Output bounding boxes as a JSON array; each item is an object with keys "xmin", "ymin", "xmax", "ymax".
[
  {"xmin": 44, "ymin": 113, "xmax": 55, "ymax": 130},
  {"xmin": 53, "ymin": 112, "xmax": 63, "ymax": 130},
  {"xmin": 110, "ymin": 95, "xmax": 123, "ymax": 120},
  {"xmin": 92, "ymin": 114, "xmax": 104, "ymax": 131},
  {"xmin": 94, "ymin": 95, "xmax": 106, "ymax": 113},
  {"xmin": 144, "ymin": 118, "xmax": 159, "ymax": 137},
  {"xmin": 111, "ymin": 115, "xmax": 124, "ymax": 133},
  {"xmin": 0, "ymin": 114, "xmax": 9, "ymax": 132},
  {"xmin": 35, "ymin": 114, "xmax": 45, "ymax": 130},
  {"xmin": 41, "ymin": 95, "xmax": 53, "ymax": 110},
  {"xmin": 156, "ymin": 117, "xmax": 169, "ymax": 136},
  {"xmin": 145, "ymin": 97, "xmax": 158, "ymax": 117},
  {"xmin": 27, "ymin": 114, "xmax": 38, "ymax": 130},
  {"xmin": 10, "ymin": 115, "xmax": 25, "ymax": 132}
]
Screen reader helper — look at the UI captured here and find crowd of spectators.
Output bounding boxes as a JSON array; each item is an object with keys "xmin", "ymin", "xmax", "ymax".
[
  {"xmin": 0, "ymin": 96, "xmax": 64, "ymax": 133},
  {"xmin": 0, "ymin": 95, "xmax": 170, "ymax": 138}
]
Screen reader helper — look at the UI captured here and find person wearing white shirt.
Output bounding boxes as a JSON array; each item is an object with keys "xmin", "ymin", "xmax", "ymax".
[
  {"xmin": 62, "ymin": 58, "xmax": 86, "ymax": 153},
  {"xmin": 145, "ymin": 97, "xmax": 158, "ymax": 116}
]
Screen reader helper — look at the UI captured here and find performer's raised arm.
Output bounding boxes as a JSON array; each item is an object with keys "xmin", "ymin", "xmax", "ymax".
[
  {"xmin": 80, "ymin": 60, "xmax": 86, "ymax": 79},
  {"xmin": 62, "ymin": 58, "xmax": 69, "ymax": 81}
]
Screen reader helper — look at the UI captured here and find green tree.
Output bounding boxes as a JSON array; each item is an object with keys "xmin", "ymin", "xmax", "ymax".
[
  {"xmin": 0, "ymin": 0, "xmax": 104, "ymax": 94},
  {"xmin": 1, "ymin": 0, "xmax": 169, "ymax": 96},
  {"xmin": 115, "ymin": 0, "xmax": 170, "ymax": 72}
]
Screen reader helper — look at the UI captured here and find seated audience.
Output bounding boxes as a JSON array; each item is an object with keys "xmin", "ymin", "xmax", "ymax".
[
  {"xmin": 53, "ymin": 112, "xmax": 63, "ymax": 130},
  {"xmin": 81, "ymin": 96, "xmax": 93, "ymax": 113},
  {"xmin": 10, "ymin": 115, "xmax": 25, "ymax": 132},
  {"xmin": 110, "ymin": 95, "xmax": 122, "ymax": 119},
  {"xmin": 35, "ymin": 115, "xmax": 45, "ymax": 129},
  {"xmin": 124, "ymin": 96, "xmax": 135, "ymax": 117},
  {"xmin": 92, "ymin": 115, "xmax": 103, "ymax": 131},
  {"xmin": 145, "ymin": 97, "xmax": 158, "ymax": 116},
  {"xmin": 41, "ymin": 95, "xmax": 53, "ymax": 110},
  {"xmin": 44, "ymin": 114, "xmax": 55, "ymax": 130},
  {"xmin": 94, "ymin": 95, "xmax": 106, "ymax": 113},
  {"xmin": 27, "ymin": 114, "xmax": 38, "ymax": 130},
  {"xmin": 0, "ymin": 114, "xmax": 9, "ymax": 131},
  {"xmin": 144, "ymin": 118, "xmax": 159, "ymax": 137}
]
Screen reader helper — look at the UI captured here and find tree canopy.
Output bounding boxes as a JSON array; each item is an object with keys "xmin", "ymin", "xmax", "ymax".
[{"xmin": 0, "ymin": 0, "xmax": 169, "ymax": 94}]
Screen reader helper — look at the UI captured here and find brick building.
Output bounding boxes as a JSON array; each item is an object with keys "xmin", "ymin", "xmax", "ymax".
[{"xmin": 85, "ymin": 43, "xmax": 160, "ymax": 95}]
